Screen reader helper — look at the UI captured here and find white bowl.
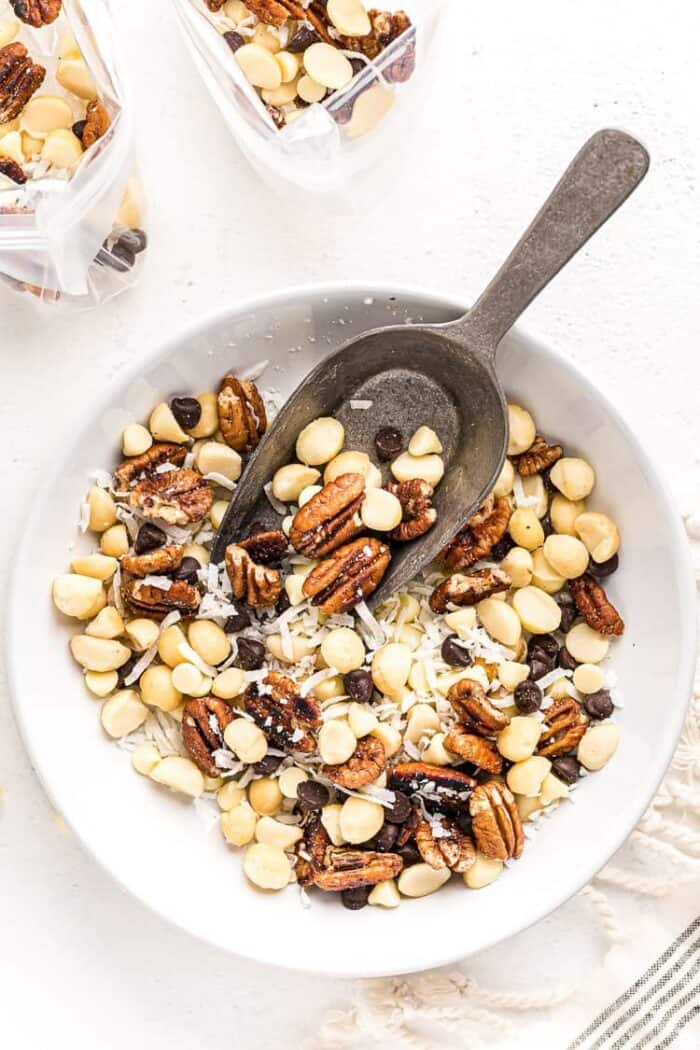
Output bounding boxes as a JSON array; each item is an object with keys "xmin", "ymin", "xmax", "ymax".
[{"xmin": 6, "ymin": 283, "xmax": 696, "ymax": 978}]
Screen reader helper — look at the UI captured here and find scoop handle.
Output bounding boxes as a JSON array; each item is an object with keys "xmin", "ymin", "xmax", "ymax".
[{"xmin": 449, "ymin": 129, "xmax": 649, "ymax": 352}]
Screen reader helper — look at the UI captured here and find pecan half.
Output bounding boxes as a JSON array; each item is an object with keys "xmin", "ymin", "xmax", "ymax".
[
  {"xmin": 0, "ymin": 43, "xmax": 46, "ymax": 124},
  {"xmin": 244, "ymin": 672, "xmax": 321, "ymax": 753},
  {"xmin": 302, "ymin": 537, "xmax": 391, "ymax": 614},
  {"xmin": 121, "ymin": 544, "xmax": 184, "ymax": 578},
  {"xmin": 289, "ymin": 473, "xmax": 365, "ymax": 557},
  {"xmin": 340, "ymin": 8, "xmax": 411, "ymax": 59},
  {"xmin": 0, "ymin": 156, "xmax": 26, "ymax": 183},
  {"xmin": 447, "ymin": 678, "xmax": 510, "ymax": 735},
  {"xmin": 217, "ymin": 375, "xmax": 267, "ymax": 453},
  {"xmin": 225, "ymin": 543, "xmax": 282, "ymax": 607},
  {"xmin": 205, "ymin": 0, "xmax": 224, "ymax": 8},
  {"xmin": 414, "ymin": 814, "xmax": 476, "ymax": 873},
  {"xmin": 279, "ymin": 1, "xmax": 334, "ymax": 44},
  {"xmin": 322, "ymin": 735, "xmax": 387, "ymax": 789},
  {"xmin": 114, "ymin": 442, "xmax": 188, "ymax": 488},
  {"xmin": 82, "ymin": 98, "xmax": 110, "ymax": 150},
  {"xmin": 10, "ymin": 0, "xmax": 61, "ymax": 28},
  {"xmin": 238, "ymin": 529, "xmax": 288, "ymax": 566},
  {"xmin": 313, "ymin": 848, "xmax": 403, "ymax": 892},
  {"xmin": 388, "ymin": 761, "xmax": 475, "ymax": 816},
  {"xmin": 515, "ymin": 435, "xmax": 562, "ymax": 476},
  {"xmin": 387, "ymin": 479, "xmax": 437, "ymax": 542},
  {"xmin": 537, "ymin": 697, "xmax": 589, "ymax": 758},
  {"xmin": 442, "ymin": 497, "xmax": 511, "ymax": 571},
  {"xmin": 443, "ymin": 726, "xmax": 503, "ymax": 774},
  {"xmin": 182, "ymin": 697, "xmax": 233, "ymax": 776},
  {"xmin": 129, "ymin": 469, "xmax": 212, "ymax": 525},
  {"xmin": 569, "ymin": 574, "xmax": 624, "ymax": 636},
  {"xmin": 244, "ymin": 0, "xmax": 290, "ymax": 26},
  {"xmin": 121, "ymin": 578, "xmax": 201, "ymax": 619},
  {"xmin": 470, "ymin": 780, "xmax": 523, "ymax": 861},
  {"xmin": 429, "ymin": 566, "xmax": 511, "ymax": 613}
]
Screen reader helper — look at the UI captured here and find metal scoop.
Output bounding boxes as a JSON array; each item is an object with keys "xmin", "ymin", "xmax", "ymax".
[{"xmin": 212, "ymin": 130, "xmax": 649, "ymax": 604}]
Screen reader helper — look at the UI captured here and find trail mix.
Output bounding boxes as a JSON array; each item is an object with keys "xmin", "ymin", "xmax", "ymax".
[
  {"xmin": 53, "ymin": 370, "xmax": 625, "ymax": 909},
  {"xmin": 0, "ymin": 1, "xmax": 146, "ymax": 285},
  {"xmin": 203, "ymin": 0, "xmax": 414, "ymax": 133}
]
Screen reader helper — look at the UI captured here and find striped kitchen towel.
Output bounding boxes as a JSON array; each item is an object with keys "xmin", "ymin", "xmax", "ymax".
[{"xmin": 568, "ymin": 919, "xmax": 700, "ymax": 1050}]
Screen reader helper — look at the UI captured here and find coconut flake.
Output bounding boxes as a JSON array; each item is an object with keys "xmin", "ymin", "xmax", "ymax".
[
  {"xmin": 300, "ymin": 667, "xmax": 337, "ymax": 697},
  {"xmin": 537, "ymin": 667, "xmax": 573, "ymax": 690},
  {"xmin": 177, "ymin": 641, "xmax": 217, "ymax": 677},
  {"xmin": 89, "ymin": 468, "xmax": 113, "ymax": 489},
  {"xmin": 513, "ymin": 473, "xmax": 540, "ymax": 508},
  {"xmin": 354, "ymin": 600, "xmax": 386, "ymax": 646},
  {"xmin": 78, "ymin": 501, "xmax": 90, "ymax": 532},
  {"xmin": 141, "ymin": 575, "xmax": 173, "ymax": 591},
  {"xmin": 203, "ymin": 472, "xmax": 236, "ymax": 491},
  {"xmin": 124, "ymin": 611, "xmax": 181, "ymax": 686},
  {"xmin": 264, "ymin": 482, "xmax": 288, "ymax": 516},
  {"xmin": 238, "ymin": 360, "xmax": 269, "ymax": 381},
  {"xmin": 349, "ymin": 399, "xmax": 373, "ymax": 410}
]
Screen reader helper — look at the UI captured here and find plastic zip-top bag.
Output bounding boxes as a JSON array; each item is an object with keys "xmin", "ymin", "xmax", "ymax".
[
  {"xmin": 174, "ymin": 0, "xmax": 447, "ymax": 197},
  {"xmin": 0, "ymin": 0, "xmax": 146, "ymax": 306}
]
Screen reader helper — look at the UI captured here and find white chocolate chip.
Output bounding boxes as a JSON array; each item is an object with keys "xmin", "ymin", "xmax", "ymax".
[
  {"xmin": 572, "ymin": 662, "xmax": 605, "ymax": 694},
  {"xmin": 346, "ymin": 83, "xmax": 394, "ymax": 139},
  {"xmin": 0, "ymin": 19, "xmax": 19, "ymax": 48},
  {"xmin": 327, "ymin": 0, "xmax": 371, "ymax": 35},
  {"xmin": 20, "ymin": 95, "xmax": 73, "ymax": 137},
  {"xmin": 303, "ymin": 42, "xmax": 353, "ymax": 89},
  {"xmin": 275, "ymin": 50, "xmax": 301, "ymax": 83},
  {"xmin": 565, "ymin": 622, "xmax": 609, "ymax": 664},
  {"xmin": 41, "ymin": 129, "xmax": 82, "ymax": 168},
  {"xmin": 236, "ymin": 43, "xmax": 282, "ymax": 89},
  {"xmin": 297, "ymin": 74, "xmax": 326, "ymax": 103}
]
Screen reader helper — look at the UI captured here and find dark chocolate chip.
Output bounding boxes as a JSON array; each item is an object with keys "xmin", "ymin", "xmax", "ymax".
[
  {"xmin": 95, "ymin": 243, "xmax": 132, "ymax": 273},
  {"xmin": 253, "ymin": 755, "xmax": 282, "ymax": 776},
  {"xmin": 72, "ymin": 119, "xmax": 86, "ymax": 141},
  {"xmin": 119, "ymin": 228, "xmax": 147, "ymax": 254},
  {"xmin": 235, "ymin": 636, "xmax": 266, "ymax": 671},
  {"xmin": 287, "ymin": 24, "xmax": 320, "ymax": 52},
  {"xmin": 589, "ymin": 553, "xmax": 619, "ymax": 578},
  {"xmin": 541, "ymin": 514, "xmax": 554, "ymax": 537},
  {"xmin": 583, "ymin": 689, "xmax": 614, "ymax": 720},
  {"xmin": 374, "ymin": 822, "xmax": 399, "ymax": 852},
  {"xmin": 223, "ymin": 30, "xmax": 245, "ymax": 52},
  {"xmin": 440, "ymin": 634, "xmax": 472, "ymax": 667},
  {"xmin": 111, "ymin": 239, "xmax": 135, "ymax": 269},
  {"xmin": 374, "ymin": 426, "xmax": 403, "ymax": 462},
  {"xmin": 557, "ymin": 598, "xmax": 577, "ymax": 634},
  {"xmin": 117, "ymin": 655, "xmax": 138, "ymax": 688},
  {"xmin": 134, "ymin": 522, "xmax": 167, "ymax": 554},
  {"xmin": 528, "ymin": 656, "xmax": 553, "ymax": 681},
  {"xmin": 275, "ymin": 590, "xmax": 291, "ymax": 614},
  {"xmin": 349, "ymin": 56, "xmax": 365, "ymax": 75},
  {"xmin": 385, "ymin": 790, "xmax": 412, "ymax": 825},
  {"xmin": 296, "ymin": 780, "xmax": 330, "ymax": 809},
  {"xmin": 397, "ymin": 841, "xmax": 421, "ymax": 866},
  {"xmin": 528, "ymin": 634, "xmax": 559, "ymax": 662},
  {"xmin": 453, "ymin": 811, "xmax": 473, "ymax": 835},
  {"xmin": 514, "ymin": 680, "xmax": 542, "ymax": 714},
  {"xmin": 491, "ymin": 534, "xmax": 515, "ymax": 561},
  {"xmin": 551, "ymin": 756, "xmax": 581, "ymax": 785},
  {"xmin": 341, "ymin": 885, "xmax": 370, "ymax": 910},
  {"xmin": 225, "ymin": 608, "xmax": 252, "ymax": 633},
  {"xmin": 171, "ymin": 556, "xmax": 200, "ymax": 584},
  {"xmin": 558, "ymin": 647, "xmax": 578, "ymax": 670},
  {"xmin": 344, "ymin": 669, "xmax": 373, "ymax": 703},
  {"xmin": 170, "ymin": 396, "xmax": 202, "ymax": 431}
]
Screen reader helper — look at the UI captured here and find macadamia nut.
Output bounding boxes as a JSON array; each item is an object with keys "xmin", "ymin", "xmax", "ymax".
[{"xmin": 296, "ymin": 417, "xmax": 344, "ymax": 465}]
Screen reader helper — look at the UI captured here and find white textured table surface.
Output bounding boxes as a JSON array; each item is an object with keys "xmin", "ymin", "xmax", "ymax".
[{"xmin": 1, "ymin": 2, "xmax": 698, "ymax": 1047}]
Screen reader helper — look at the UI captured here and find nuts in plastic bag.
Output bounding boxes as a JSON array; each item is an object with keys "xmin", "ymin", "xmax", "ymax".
[
  {"xmin": 0, "ymin": 0, "xmax": 147, "ymax": 306},
  {"xmin": 174, "ymin": 0, "xmax": 446, "ymax": 197}
]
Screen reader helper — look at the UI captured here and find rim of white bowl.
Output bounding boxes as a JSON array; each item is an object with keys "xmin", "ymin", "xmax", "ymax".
[{"xmin": 5, "ymin": 281, "xmax": 697, "ymax": 977}]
